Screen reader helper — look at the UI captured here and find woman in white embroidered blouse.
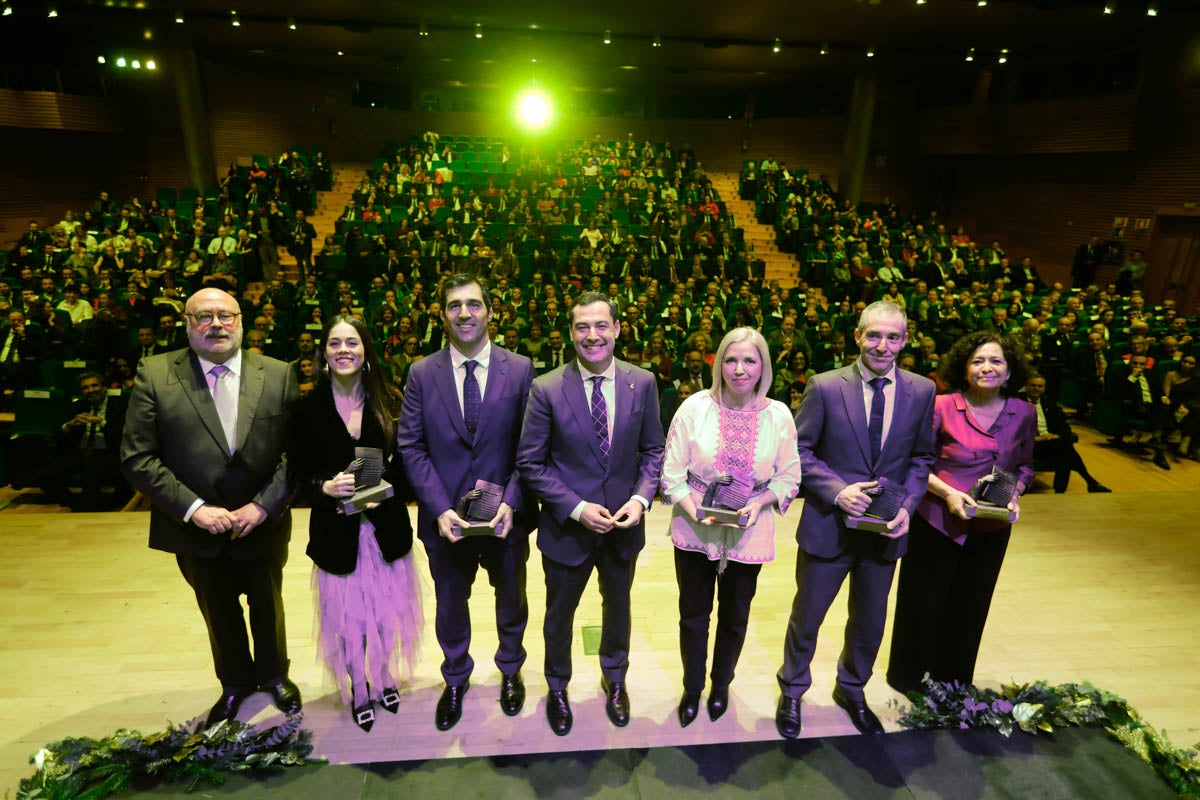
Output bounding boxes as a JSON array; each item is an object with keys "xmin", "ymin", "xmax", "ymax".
[{"xmin": 661, "ymin": 327, "xmax": 803, "ymax": 729}]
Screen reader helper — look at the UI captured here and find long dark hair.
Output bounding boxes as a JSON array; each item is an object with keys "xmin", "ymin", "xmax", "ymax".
[{"xmin": 315, "ymin": 314, "xmax": 402, "ymax": 452}]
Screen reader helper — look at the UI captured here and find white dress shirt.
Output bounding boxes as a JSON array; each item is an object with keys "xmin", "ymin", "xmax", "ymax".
[{"xmin": 448, "ymin": 340, "xmax": 491, "ymax": 415}]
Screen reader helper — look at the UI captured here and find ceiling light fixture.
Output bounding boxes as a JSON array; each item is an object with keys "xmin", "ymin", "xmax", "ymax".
[
  {"xmin": 1103, "ymin": 2, "xmax": 1114, "ymax": 13},
  {"xmin": 998, "ymin": 47, "xmax": 1008, "ymax": 64},
  {"xmin": 977, "ymin": 0, "xmax": 987, "ymax": 6},
  {"xmin": 965, "ymin": 47, "xmax": 975, "ymax": 62},
  {"xmin": 418, "ymin": 23, "xmax": 428, "ymax": 37},
  {"xmin": 652, "ymin": 34, "xmax": 662, "ymax": 47},
  {"xmin": 773, "ymin": 37, "xmax": 781, "ymax": 53},
  {"xmin": 115, "ymin": 56, "xmax": 126, "ymax": 67},
  {"xmin": 97, "ymin": 55, "xmax": 106, "ymax": 64},
  {"xmin": 819, "ymin": 43, "xmax": 828, "ymax": 55},
  {"xmin": 336, "ymin": 50, "xmax": 344, "ymax": 56},
  {"xmin": 916, "ymin": 0, "xmax": 926, "ymax": 5},
  {"xmin": 230, "ymin": 10, "xmax": 239, "ymax": 27},
  {"xmin": 1146, "ymin": 2, "xmax": 1157, "ymax": 15},
  {"xmin": 474, "ymin": 23, "xmax": 482, "ymax": 39},
  {"xmin": 287, "ymin": 17, "xmax": 296, "ymax": 30},
  {"xmin": 174, "ymin": 10, "xmax": 183, "ymax": 23},
  {"xmin": 146, "ymin": 59, "xmax": 156, "ymax": 69},
  {"xmin": 47, "ymin": 7, "xmax": 58, "ymax": 18},
  {"xmin": 132, "ymin": 59, "xmax": 141, "ymax": 69},
  {"xmin": 603, "ymin": 30, "xmax": 611, "ymax": 45},
  {"xmin": 867, "ymin": 45, "xmax": 875, "ymax": 57}
]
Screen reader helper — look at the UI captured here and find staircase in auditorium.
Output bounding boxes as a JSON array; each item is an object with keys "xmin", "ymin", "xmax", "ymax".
[
  {"xmin": 276, "ymin": 165, "xmax": 801, "ymax": 291},
  {"xmin": 275, "ymin": 162, "xmax": 371, "ymax": 281},
  {"xmin": 708, "ymin": 172, "xmax": 800, "ymax": 288}
]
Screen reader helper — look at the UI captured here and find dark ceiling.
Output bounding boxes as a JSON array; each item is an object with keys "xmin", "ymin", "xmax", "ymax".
[{"xmin": 3, "ymin": 0, "xmax": 1196, "ymax": 90}]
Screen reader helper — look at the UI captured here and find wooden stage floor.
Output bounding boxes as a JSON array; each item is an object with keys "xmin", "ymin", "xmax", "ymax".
[{"xmin": 1, "ymin": 477, "xmax": 1198, "ymax": 794}]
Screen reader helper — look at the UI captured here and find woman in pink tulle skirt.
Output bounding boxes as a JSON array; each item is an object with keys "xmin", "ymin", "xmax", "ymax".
[{"xmin": 288, "ymin": 315, "xmax": 423, "ymax": 732}]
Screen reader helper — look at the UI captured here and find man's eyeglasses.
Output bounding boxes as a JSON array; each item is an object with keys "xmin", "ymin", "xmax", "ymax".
[{"xmin": 188, "ymin": 311, "xmax": 240, "ymax": 326}]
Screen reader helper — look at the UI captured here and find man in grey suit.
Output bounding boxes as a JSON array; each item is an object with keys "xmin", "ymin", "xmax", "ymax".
[
  {"xmin": 398, "ymin": 274, "xmax": 537, "ymax": 732},
  {"xmin": 776, "ymin": 300, "xmax": 936, "ymax": 738},
  {"xmin": 517, "ymin": 292, "xmax": 665, "ymax": 736},
  {"xmin": 121, "ymin": 288, "xmax": 301, "ymax": 729}
]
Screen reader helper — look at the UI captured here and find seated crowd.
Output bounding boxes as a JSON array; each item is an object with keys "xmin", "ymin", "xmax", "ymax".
[{"xmin": 2, "ymin": 133, "xmax": 1197, "ymax": 509}]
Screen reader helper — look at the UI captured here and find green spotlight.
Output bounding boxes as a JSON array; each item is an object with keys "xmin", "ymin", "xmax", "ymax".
[{"xmin": 515, "ymin": 88, "xmax": 553, "ymax": 130}]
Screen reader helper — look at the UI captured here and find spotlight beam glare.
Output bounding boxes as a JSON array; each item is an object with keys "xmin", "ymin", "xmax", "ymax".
[{"xmin": 515, "ymin": 88, "xmax": 553, "ymax": 131}]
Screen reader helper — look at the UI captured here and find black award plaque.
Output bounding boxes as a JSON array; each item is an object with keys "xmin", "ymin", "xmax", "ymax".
[
  {"xmin": 965, "ymin": 467, "xmax": 1019, "ymax": 522},
  {"xmin": 455, "ymin": 479, "xmax": 505, "ymax": 537},
  {"xmin": 698, "ymin": 472, "xmax": 753, "ymax": 528},
  {"xmin": 844, "ymin": 477, "xmax": 906, "ymax": 533},
  {"xmin": 339, "ymin": 447, "xmax": 395, "ymax": 515}
]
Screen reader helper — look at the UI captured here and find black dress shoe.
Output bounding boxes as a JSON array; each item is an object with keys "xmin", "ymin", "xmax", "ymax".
[
  {"xmin": 1087, "ymin": 483, "xmax": 1112, "ymax": 493},
  {"xmin": 261, "ymin": 676, "xmax": 302, "ymax": 715},
  {"xmin": 351, "ymin": 687, "xmax": 375, "ymax": 733},
  {"xmin": 1153, "ymin": 450, "xmax": 1171, "ymax": 470},
  {"xmin": 436, "ymin": 682, "xmax": 469, "ymax": 731},
  {"xmin": 707, "ymin": 686, "xmax": 729, "ymax": 722},
  {"xmin": 832, "ymin": 685, "xmax": 884, "ymax": 734},
  {"xmin": 677, "ymin": 692, "xmax": 700, "ymax": 728},
  {"xmin": 379, "ymin": 686, "xmax": 401, "ymax": 714},
  {"xmin": 600, "ymin": 677, "xmax": 630, "ymax": 727},
  {"xmin": 775, "ymin": 694, "xmax": 802, "ymax": 739},
  {"xmin": 499, "ymin": 672, "xmax": 526, "ymax": 717},
  {"xmin": 546, "ymin": 689, "xmax": 573, "ymax": 736},
  {"xmin": 205, "ymin": 686, "xmax": 255, "ymax": 729}
]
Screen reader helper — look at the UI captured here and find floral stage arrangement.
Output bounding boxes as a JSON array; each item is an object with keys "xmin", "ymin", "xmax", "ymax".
[
  {"xmin": 896, "ymin": 677, "xmax": 1200, "ymax": 799},
  {"xmin": 17, "ymin": 713, "xmax": 321, "ymax": 800},
  {"xmin": 17, "ymin": 681, "xmax": 1200, "ymax": 798}
]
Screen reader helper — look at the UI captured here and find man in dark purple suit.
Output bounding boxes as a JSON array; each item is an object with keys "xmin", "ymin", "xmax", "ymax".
[
  {"xmin": 775, "ymin": 300, "xmax": 937, "ymax": 738},
  {"xmin": 516, "ymin": 292, "xmax": 665, "ymax": 736},
  {"xmin": 397, "ymin": 274, "xmax": 537, "ymax": 732}
]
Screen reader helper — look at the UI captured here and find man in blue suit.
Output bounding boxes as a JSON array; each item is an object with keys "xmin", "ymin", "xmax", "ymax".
[
  {"xmin": 398, "ymin": 274, "xmax": 537, "ymax": 732},
  {"xmin": 775, "ymin": 300, "xmax": 936, "ymax": 738},
  {"xmin": 517, "ymin": 292, "xmax": 665, "ymax": 736}
]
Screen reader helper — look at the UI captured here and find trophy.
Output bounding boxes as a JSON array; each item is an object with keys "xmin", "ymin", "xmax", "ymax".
[
  {"xmin": 455, "ymin": 479, "xmax": 505, "ymax": 537},
  {"xmin": 844, "ymin": 477, "xmax": 906, "ymax": 533},
  {"xmin": 965, "ymin": 467, "xmax": 1019, "ymax": 522},
  {"xmin": 339, "ymin": 447, "xmax": 395, "ymax": 515},
  {"xmin": 697, "ymin": 472, "xmax": 754, "ymax": 527}
]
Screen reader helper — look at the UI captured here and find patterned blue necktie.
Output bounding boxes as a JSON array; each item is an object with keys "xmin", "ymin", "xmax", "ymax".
[
  {"xmin": 590, "ymin": 375, "xmax": 610, "ymax": 466},
  {"xmin": 463, "ymin": 360, "xmax": 480, "ymax": 435}
]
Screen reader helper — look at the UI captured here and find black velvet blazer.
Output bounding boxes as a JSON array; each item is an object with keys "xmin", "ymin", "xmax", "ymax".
[{"xmin": 287, "ymin": 382, "xmax": 414, "ymax": 575}]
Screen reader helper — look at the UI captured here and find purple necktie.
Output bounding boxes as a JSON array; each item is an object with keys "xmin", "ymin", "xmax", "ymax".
[
  {"xmin": 209, "ymin": 364, "xmax": 237, "ymax": 454},
  {"xmin": 590, "ymin": 376, "xmax": 610, "ymax": 466},
  {"xmin": 463, "ymin": 359, "xmax": 481, "ymax": 435},
  {"xmin": 869, "ymin": 376, "xmax": 890, "ymax": 463}
]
